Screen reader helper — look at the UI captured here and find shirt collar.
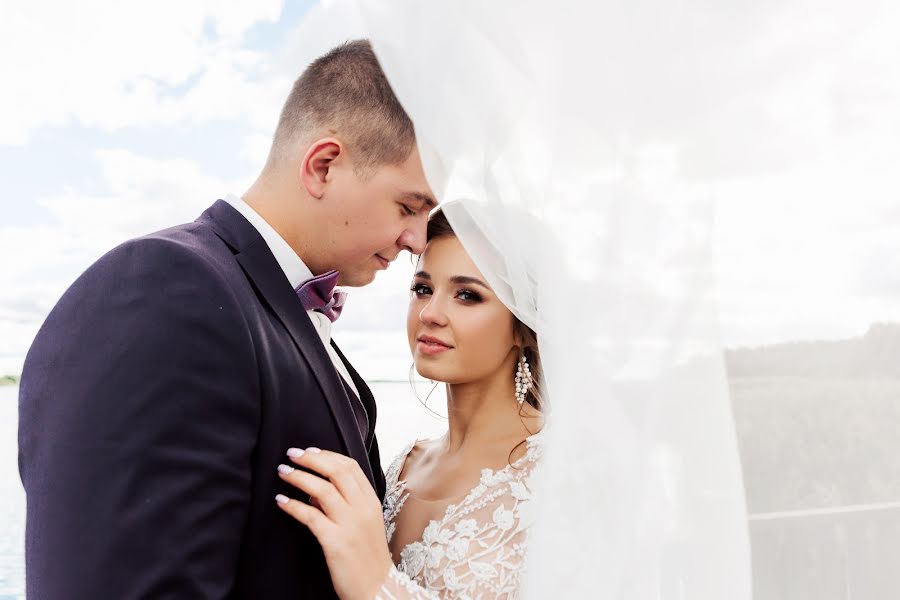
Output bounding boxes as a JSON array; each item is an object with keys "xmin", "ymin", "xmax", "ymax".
[{"xmin": 224, "ymin": 194, "xmax": 312, "ymax": 289}]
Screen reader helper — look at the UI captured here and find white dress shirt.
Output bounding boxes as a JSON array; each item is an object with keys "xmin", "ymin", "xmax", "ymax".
[{"xmin": 223, "ymin": 194, "xmax": 359, "ymax": 398}]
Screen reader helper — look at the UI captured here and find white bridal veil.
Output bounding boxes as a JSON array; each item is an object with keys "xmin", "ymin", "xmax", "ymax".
[{"xmin": 294, "ymin": 1, "xmax": 900, "ymax": 598}]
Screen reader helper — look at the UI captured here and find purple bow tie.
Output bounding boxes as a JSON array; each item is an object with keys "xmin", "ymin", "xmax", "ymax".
[{"xmin": 294, "ymin": 270, "xmax": 347, "ymax": 323}]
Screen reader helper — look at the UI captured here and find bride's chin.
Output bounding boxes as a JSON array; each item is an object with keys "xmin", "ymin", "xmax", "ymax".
[{"xmin": 413, "ymin": 363, "xmax": 442, "ymax": 382}]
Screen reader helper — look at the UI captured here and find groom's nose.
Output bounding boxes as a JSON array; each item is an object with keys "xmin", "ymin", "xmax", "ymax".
[{"xmin": 398, "ymin": 222, "xmax": 427, "ymax": 255}]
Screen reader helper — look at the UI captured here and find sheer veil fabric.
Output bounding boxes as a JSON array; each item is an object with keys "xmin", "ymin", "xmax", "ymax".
[
  {"xmin": 291, "ymin": 1, "xmax": 900, "ymax": 598},
  {"xmin": 358, "ymin": 3, "xmax": 752, "ymax": 598}
]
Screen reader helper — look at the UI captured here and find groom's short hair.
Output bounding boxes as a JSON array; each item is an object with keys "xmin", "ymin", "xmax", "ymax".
[{"xmin": 270, "ymin": 39, "xmax": 415, "ymax": 174}]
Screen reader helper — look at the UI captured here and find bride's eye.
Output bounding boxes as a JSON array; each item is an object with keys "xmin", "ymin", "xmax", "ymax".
[
  {"xmin": 410, "ymin": 283, "xmax": 432, "ymax": 297},
  {"xmin": 457, "ymin": 289, "xmax": 482, "ymax": 303}
]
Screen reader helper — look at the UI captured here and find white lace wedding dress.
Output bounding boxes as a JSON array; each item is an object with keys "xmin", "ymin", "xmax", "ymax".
[{"xmin": 375, "ymin": 433, "xmax": 544, "ymax": 599}]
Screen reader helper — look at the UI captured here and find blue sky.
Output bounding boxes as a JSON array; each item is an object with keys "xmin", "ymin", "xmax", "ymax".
[
  {"xmin": 1, "ymin": 1, "xmax": 314, "ymax": 216},
  {"xmin": 2, "ymin": 1, "xmax": 900, "ymax": 376}
]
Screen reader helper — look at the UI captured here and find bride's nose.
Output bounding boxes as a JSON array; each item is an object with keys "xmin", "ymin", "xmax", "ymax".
[{"xmin": 419, "ymin": 296, "xmax": 449, "ymax": 326}]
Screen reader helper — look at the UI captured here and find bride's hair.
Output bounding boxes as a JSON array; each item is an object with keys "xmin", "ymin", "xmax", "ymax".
[{"xmin": 426, "ymin": 210, "xmax": 544, "ymax": 413}]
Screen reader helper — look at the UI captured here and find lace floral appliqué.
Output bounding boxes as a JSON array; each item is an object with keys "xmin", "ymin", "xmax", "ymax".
[{"xmin": 376, "ymin": 434, "xmax": 542, "ymax": 600}]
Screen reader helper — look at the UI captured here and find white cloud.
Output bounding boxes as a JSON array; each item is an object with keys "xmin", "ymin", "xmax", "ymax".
[
  {"xmin": 0, "ymin": 148, "xmax": 250, "ymax": 374},
  {"xmin": 240, "ymin": 131, "xmax": 277, "ymax": 167},
  {"xmin": 711, "ymin": 145, "xmax": 900, "ymax": 345},
  {"xmin": 684, "ymin": 3, "xmax": 900, "ymax": 345},
  {"xmin": 27, "ymin": 149, "xmax": 247, "ymax": 258},
  {"xmin": 0, "ymin": 1, "xmax": 338, "ymax": 375},
  {"xmin": 0, "ymin": 0, "xmax": 288, "ymax": 144}
]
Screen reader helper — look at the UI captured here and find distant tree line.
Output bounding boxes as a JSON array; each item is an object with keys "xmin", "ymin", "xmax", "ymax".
[{"xmin": 726, "ymin": 322, "xmax": 900, "ymax": 379}]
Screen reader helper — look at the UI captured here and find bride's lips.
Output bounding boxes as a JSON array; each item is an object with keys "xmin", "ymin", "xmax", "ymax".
[{"xmin": 416, "ymin": 335, "xmax": 453, "ymax": 356}]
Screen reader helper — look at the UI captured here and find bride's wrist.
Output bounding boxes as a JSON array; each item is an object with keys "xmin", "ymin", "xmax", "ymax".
[{"xmin": 361, "ymin": 555, "xmax": 394, "ymax": 600}]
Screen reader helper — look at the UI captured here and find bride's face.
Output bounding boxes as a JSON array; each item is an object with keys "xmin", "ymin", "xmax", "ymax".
[{"xmin": 407, "ymin": 235, "xmax": 518, "ymax": 385}]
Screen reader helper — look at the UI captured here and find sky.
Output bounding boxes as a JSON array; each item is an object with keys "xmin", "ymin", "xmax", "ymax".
[{"xmin": 2, "ymin": 1, "xmax": 899, "ymax": 377}]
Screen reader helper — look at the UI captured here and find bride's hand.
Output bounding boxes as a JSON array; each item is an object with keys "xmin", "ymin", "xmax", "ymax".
[{"xmin": 275, "ymin": 448, "xmax": 393, "ymax": 600}]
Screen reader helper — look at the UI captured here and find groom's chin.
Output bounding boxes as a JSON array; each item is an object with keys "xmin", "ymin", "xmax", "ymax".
[{"xmin": 338, "ymin": 269, "xmax": 377, "ymax": 288}]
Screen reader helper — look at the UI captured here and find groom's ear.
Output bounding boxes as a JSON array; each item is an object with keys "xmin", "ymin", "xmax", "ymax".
[{"xmin": 300, "ymin": 138, "xmax": 343, "ymax": 199}]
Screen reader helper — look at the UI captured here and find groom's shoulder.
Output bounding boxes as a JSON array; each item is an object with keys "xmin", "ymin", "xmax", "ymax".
[
  {"xmin": 134, "ymin": 218, "xmax": 226, "ymax": 259},
  {"xmin": 88, "ymin": 218, "xmax": 235, "ymax": 287}
]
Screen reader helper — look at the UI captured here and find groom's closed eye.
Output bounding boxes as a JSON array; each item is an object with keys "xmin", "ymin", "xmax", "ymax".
[{"xmin": 400, "ymin": 191, "xmax": 437, "ymax": 212}]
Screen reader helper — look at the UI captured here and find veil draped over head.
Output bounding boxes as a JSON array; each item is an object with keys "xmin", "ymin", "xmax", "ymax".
[{"xmin": 293, "ymin": 1, "xmax": 900, "ymax": 598}]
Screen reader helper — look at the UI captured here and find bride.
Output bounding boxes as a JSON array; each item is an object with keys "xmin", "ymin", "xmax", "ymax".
[{"xmin": 275, "ymin": 206, "xmax": 545, "ymax": 599}]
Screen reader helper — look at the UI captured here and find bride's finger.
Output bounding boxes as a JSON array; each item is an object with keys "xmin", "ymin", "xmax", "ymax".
[
  {"xmin": 286, "ymin": 448, "xmax": 367, "ymax": 503},
  {"xmin": 275, "ymin": 493, "xmax": 334, "ymax": 541},
  {"xmin": 277, "ymin": 464, "xmax": 348, "ymax": 519}
]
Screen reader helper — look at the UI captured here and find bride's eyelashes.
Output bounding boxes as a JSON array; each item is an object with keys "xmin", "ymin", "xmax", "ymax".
[
  {"xmin": 456, "ymin": 289, "xmax": 483, "ymax": 303},
  {"xmin": 409, "ymin": 282, "xmax": 483, "ymax": 304},
  {"xmin": 410, "ymin": 282, "xmax": 432, "ymax": 297}
]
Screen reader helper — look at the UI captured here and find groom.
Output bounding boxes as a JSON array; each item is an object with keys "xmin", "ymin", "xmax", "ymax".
[{"xmin": 18, "ymin": 40, "xmax": 435, "ymax": 599}]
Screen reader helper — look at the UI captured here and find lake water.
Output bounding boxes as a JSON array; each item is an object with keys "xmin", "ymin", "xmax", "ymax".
[{"xmin": 0, "ymin": 387, "xmax": 24, "ymax": 600}]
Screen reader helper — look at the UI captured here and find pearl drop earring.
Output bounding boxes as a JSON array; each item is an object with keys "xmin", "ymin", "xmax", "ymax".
[{"xmin": 515, "ymin": 352, "xmax": 533, "ymax": 406}]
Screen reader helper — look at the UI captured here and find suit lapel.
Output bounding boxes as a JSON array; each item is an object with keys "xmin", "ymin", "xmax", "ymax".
[
  {"xmin": 331, "ymin": 339, "xmax": 377, "ymax": 450},
  {"xmin": 199, "ymin": 201, "xmax": 375, "ymax": 487},
  {"xmin": 331, "ymin": 339, "xmax": 385, "ymax": 499}
]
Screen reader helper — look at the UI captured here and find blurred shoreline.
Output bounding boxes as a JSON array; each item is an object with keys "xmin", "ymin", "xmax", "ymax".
[{"xmin": 4, "ymin": 321, "xmax": 898, "ymax": 386}]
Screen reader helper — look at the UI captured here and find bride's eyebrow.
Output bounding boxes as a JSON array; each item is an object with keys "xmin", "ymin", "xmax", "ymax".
[
  {"xmin": 414, "ymin": 271, "xmax": 490, "ymax": 290},
  {"xmin": 449, "ymin": 275, "xmax": 490, "ymax": 290}
]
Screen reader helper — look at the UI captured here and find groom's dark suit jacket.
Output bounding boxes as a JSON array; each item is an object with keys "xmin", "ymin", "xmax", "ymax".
[{"xmin": 18, "ymin": 200, "xmax": 386, "ymax": 599}]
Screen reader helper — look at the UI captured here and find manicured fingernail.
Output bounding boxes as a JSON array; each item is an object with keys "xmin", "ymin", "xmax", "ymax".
[
  {"xmin": 307, "ymin": 447, "xmax": 322, "ymax": 454},
  {"xmin": 275, "ymin": 494, "xmax": 289, "ymax": 504},
  {"xmin": 287, "ymin": 448, "xmax": 304, "ymax": 458},
  {"xmin": 277, "ymin": 464, "xmax": 294, "ymax": 475}
]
